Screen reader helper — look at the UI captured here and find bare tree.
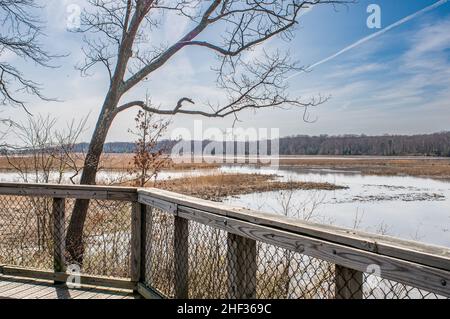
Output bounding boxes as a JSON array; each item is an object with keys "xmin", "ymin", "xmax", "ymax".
[
  {"xmin": 0, "ymin": 118, "xmax": 16, "ymax": 147},
  {"xmin": 128, "ymin": 105, "xmax": 170, "ymax": 187},
  {"xmin": 0, "ymin": 0, "xmax": 58, "ymax": 113},
  {"xmin": 66, "ymin": 0, "xmax": 350, "ymax": 263},
  {"xmin": 5, "ymin": 114, "xmax": 87, "ymax": 184}
]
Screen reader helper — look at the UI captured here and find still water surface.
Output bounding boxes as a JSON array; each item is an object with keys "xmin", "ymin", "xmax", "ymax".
[{"xmin": 218, "ymin": 165, "xmax": 450, "ymax": 247}]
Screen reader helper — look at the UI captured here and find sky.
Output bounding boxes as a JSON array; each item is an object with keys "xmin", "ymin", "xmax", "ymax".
[{"xmin": 2, "ymin": 0, "xmax": 450, "ymax": 142}]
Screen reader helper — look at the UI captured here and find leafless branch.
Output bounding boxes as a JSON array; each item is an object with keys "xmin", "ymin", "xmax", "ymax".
[
  {"xmin": 5, "ymin": 114, "xmax": 88, "ymax": 184},
  {"xmin": 0, "ymin": 0, "xmax": 61, "ymax": 111},
  {"xmin": 77, "ymin": 0, "xmax": 347, "ymax": 123}
]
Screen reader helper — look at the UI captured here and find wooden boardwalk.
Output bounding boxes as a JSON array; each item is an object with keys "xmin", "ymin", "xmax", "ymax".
[
  {"xmin": 0, "ymin": 275, "xmax": 139, "ymax": 299},
  {"xmin": 0, "ymin": 183, "xmax": 449, "ymax": 299}
]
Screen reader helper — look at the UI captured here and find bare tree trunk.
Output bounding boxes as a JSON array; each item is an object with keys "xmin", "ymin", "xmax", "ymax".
[
  {"xmin": 65, "ymin": 96, "xmax": 117, "ymax": 264},
  {"xmin": 63, "ymin": 0, "xmax": 339, "ymax": 265}
]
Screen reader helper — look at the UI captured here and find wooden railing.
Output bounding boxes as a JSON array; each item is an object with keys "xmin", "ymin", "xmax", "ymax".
[{"xmin": 0, "ymin": 182, "xmax": 449, "ymax": 299}]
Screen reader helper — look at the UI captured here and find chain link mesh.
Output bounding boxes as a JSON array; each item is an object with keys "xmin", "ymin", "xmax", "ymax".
[
  {"xmin": 141, "ymin": 208, "xmax": 446, "ymax": 299},
  {"xmin": 0, "ymin": 195, "xmax": 132, "ymax": 279},
  {"xmin": 143, "ymin": 207, "xmax": 175, "ymax": 297},
  {"xmin": 65, "ymin": 199, "xmax": 132, "ymax": 278},
  {"xmin": 187, "ymin": 221, "xmax": 228, "ymax": 298},
  {"xmin": 363, "ymin": 274, "xmax": 446, "ymax": 299},
  {"xmin": 257, "ymin": 244, "xmax": 335, "ymax": 299},
  {"xmin": 0, "ymin": 196, "xmax": 54, "ymax": 269},
  {"xmin": 0, "ymin": 194, "xmax": 446, "ymax": 299}
]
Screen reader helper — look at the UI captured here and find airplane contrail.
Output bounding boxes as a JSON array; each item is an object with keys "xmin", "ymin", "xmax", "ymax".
[{"xmin": 288, "ymin": 0, "xmax": 449, "ymax": 79}]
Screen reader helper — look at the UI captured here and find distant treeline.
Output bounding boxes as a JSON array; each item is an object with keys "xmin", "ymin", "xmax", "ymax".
[
  {"xmin": 72, "ymin": 140, "xmax": 176, "ymax": 154},
  {"xmin": 278, "ymin": 132, "xmax": 450, "ymax": 156},
  {"xmin": 23, "ymin": 132, "xmax": 450, "ymax": 157}
]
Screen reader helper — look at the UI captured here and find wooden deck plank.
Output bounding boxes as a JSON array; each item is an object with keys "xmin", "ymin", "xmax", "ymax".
[
  {"xmin": 90, "ymin": 285, "xmax": 135, "ymax": 299},
  {"xmin": 106, "ymin": 292, "xmax": 134, "ymax": 299},
  {"xmin": 1, "ymin": 266, "xmax": 135, "ymax": 290},
  {"xmin": 8, "ymin": 283, "xmax": 52, "ymax": 299},
  {"xmin": 89, "ymin": 292, "xmax": 120, "ymax": 299},
  {"xmin": 0, "ymin": 282, "xmax": 40, "ymax": 297},
  {"xmin": 0, "ymin": 275, "xmax": 138, "ymax": 299},
  {"xmin": 75, "ymin": 286, "xmax": 132, "ymax": 299},
  {"xmin": 74, "ymin": 289, "xmax": 102, "ymax": 299},
  {"xmin": 0, "ymin": 280, "xmax": 18, "ymax": 288},
  {"xmin": 22, "ymin": 286, "xmax": 62, "ymax": 299},
  {"xmin": 0, "ymin": 280, "xmax": 33, "ymax": 294},
  {"xmin": 38, "ymin": 287, "xmax": 90, "ymax": 299}
]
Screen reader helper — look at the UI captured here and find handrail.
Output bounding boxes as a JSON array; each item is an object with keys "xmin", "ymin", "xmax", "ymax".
[
  {"xmin": 0, "ymin": 182, "xmax": 137, "ymax": 201},
  {"xmin": 137, "ymin": 188, "xmax": 450, "ymax": 297},
  {"xmin": 0, "ymin": 182, "xmax": 449, "ymax": 298},
  {"xmin": 138, "ymin": 188, "xmax": 450, "ymax": 272}
]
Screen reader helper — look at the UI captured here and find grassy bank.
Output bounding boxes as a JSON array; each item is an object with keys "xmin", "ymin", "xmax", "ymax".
[{"xmin": 153, "ymin": 173, "xmax": 346, "ymax": 201}]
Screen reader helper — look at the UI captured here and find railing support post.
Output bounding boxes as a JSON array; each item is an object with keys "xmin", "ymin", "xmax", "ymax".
[
  {"xmin": 174, "ymin": 216, "xmax": 189, "ymax": 299},
  {"xmin": 52, "ymin": 197, "xmax": 66, "ymax": 284},
  {"xmin": 335, "ymin": 265, "xmax": 364, "ymax": 299},
  {"xmin": 131, "ymin": 202, "xmax": 143, "ymax": 290},
  {"xmin": 227, "ymin": 233, "xmax": 257, "ymax": 299}
]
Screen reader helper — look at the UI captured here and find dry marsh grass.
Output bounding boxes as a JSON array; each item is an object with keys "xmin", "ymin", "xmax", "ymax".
[
  {"xmin": 278, "ymin": 157, "xmax": 450, "ymax": 179},
  {"xmin": 2, "ymin": 154, "xmax": 449, "ymax": 179},
  {"xmin": 152, "ymin": 173, "xmax": 346, "ymax": 201},
  {"xmin": 0, "ymin": 154, "xmax": 219, "ymax": 172}
]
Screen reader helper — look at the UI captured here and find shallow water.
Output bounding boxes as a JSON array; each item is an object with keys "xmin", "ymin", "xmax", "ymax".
[
  {"xmin": 218, "ymin": 166, "xmax": 450, "ymax": 247},
  {"xmin": 0, "ymin": 169, "xmax": 217, "ymax": 184}
]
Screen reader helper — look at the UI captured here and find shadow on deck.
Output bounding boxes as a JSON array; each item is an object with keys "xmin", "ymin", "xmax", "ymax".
[{"xmin": 0, "ymin": 275, "xmax": 139, "ymax": 299}]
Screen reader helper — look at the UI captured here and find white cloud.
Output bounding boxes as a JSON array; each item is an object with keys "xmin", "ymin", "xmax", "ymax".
[
  {"xmin": 408, "ymin": 19, "xmax": 450, "ymax": 55},
  {"xmin": 403, "ymin": 19, "xmax": 450, "ymax": 71},
  {"xmin": 326, "ymin": 63, "xmax": 387, "ymax": 79}
]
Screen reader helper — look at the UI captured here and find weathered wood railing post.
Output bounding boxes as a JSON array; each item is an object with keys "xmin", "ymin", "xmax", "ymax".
[
  {"xmin": 227, "ymin": 233, "xmax": 257, "ymax": 299},
  {"xmin": 335, "ymin": 265, "xmax": 364, "ymax": 299},
  {"xmin": 174, "ymin": 215, "xmax": 189, "ymax": 299},
  {"xmin": 131, "ymin": 202, "xmax": 143, "ymax": 290},
  {"xmin": 52, "ymin": 197, "xmax": 66, "ymax": 284}
]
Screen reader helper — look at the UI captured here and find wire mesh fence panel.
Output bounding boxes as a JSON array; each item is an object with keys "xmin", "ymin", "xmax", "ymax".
[
  {"xmin": 334, "ymin": 265, "xmax": 363, "ymax": 299},
  {"xmin": 140, "ymin": 207, "xmax": 448, "ymax": 299},
  {"xmin": 143, "ymin": 210, "xmax": 229, "ymax": 299},
  {"xmin": 0, "ymin": 195, "xmax": 54, "ymax": 270},
  {"xmin": 256, "ymin": 243, "xmax": 335, "ymax": 299},
  {"xmin": 362, "ymin": 274, "xmax": 445, "ymax": 299},
  {"xmin": 142, "ymin": 212, "xmax": 339, "ymax": 299},
  {"xmin": 186, "ymin": 221, "xmax": 228, "ymax": 299},
  {"xmin": 65, "ymin": 199, "xmax": 132, "ymax": 278},
  {"xmin": 143, "ymin": 207, "xmax": 176, "ymax": 297}
]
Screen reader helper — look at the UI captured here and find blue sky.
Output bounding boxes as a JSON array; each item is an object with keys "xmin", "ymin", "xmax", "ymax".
[{"xmin": 2, "ymin": 0, "xmax": 450, "ymax": 142}]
